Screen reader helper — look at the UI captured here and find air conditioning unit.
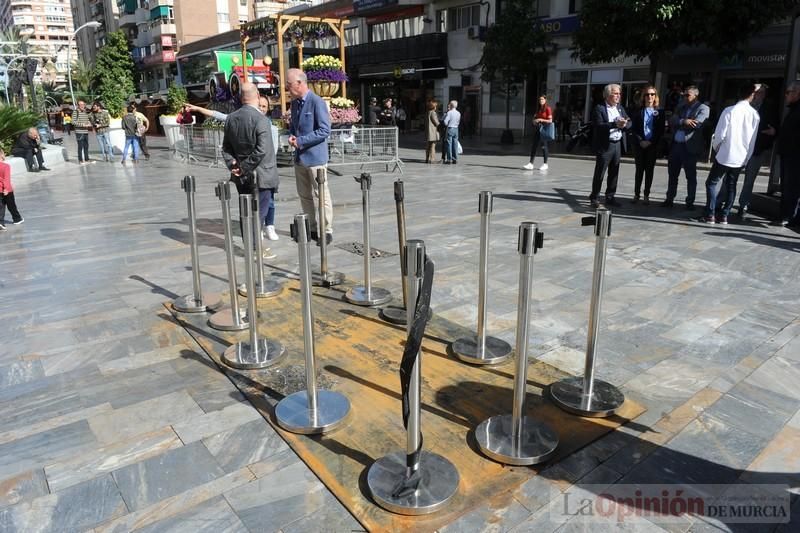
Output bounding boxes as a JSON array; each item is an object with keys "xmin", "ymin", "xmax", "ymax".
[{"xmin": 467, "ymin": 25, "xmax": 487, "ymax": 41}]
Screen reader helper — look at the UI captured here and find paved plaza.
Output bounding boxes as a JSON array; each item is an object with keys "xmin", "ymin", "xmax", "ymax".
[{"xmin": 0, "ymin": 136, "xmax": 799, "ymax": 532}]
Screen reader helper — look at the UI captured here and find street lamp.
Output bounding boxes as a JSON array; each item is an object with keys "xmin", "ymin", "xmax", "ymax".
[{"xmin": 67, "ymin": 21, "xmax": 102, "ymax": 107}]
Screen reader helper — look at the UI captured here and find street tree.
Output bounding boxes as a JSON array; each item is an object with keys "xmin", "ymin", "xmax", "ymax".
[
  {"xmin": 480, "ymin": 0, "xmax": 551, "ymax": 144},
  {"xmin": 93, "ymin": 31, "xmax": 136, "ymax": 117},
  {"xmin": 573, "ymin": 0, "xmax": 799, "ymax": 79}
]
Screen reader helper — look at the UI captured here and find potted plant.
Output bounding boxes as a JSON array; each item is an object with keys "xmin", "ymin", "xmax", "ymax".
[
  {"xmin": 301, "ymin": 55, "xmax": 347, "ymax": 98},
  {"xmin": 160, "ymin": 83, "xmax": 188, "ymax": 149},
  {"xmin": 329, "ymin": 97, "xmax": 361, "ymax": 127},
  {"xmin": 93, "ymin": 30, "xmax": 136, "ymax": 154}
]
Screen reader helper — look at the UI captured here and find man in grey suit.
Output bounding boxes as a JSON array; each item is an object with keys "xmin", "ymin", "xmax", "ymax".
[
  {"xmin": 222, "ymin": 83, "xmax": 279, "ymax": 257},
  {"xmin": 661, "ymin": 86, "xmax": 710, "ymax": 209}
]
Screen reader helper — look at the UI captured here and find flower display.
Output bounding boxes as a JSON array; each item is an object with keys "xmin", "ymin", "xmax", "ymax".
[
  {"xmin": 302, "ymin": 55, "xmax": 348, "ymax": 83},
  {"xmin": 330, "ymin": 97, "xmax": 356, "ymax": 109},
  {"xmin": 330, "ymin": 107, "xmax": 362, "ymax": 125}
]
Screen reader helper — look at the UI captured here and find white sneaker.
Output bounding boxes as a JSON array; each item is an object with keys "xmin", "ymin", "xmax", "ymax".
[
  {"xmin": 523, "ymin": 162, "xmax": 534, "ymax": 170},
  {"xmin": 265, "ymin": 225, "xmax": 279, "ymax": 240},
  {"xmin": 539, "ymin": 163, "xmax": 549, "ymax": 171},
  {"xmin": 262, "ymin": 247, "xmax": 276, "ymax": 260}
]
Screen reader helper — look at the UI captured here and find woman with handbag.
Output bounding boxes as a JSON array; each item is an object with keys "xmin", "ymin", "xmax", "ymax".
[
  {"xmin": 523, "ymin": 95, "xmax": 553, "ymax": 171},
  {"xmin": 425, "ymin": 100, "xmax": 440, "ymax": 163}
]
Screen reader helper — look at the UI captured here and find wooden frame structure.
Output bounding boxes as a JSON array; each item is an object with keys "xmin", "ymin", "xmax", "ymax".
[{"xmin": 241, "ymin": 14, "xmax": 350, "ymax": 113}]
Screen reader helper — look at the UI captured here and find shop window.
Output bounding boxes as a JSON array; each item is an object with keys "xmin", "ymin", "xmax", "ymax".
[
  {"xmin": 569, "ymin": 0, "xmax": 583, "ymax": 14},
  {"xmin": 489, "ymin": 76, "xmax": 524, "ymax": 113},
  {"xmin": 623, "ymin": 68, "xmax": 650, "ymax": 82},
  {"xmin": 560, "ymin": 70, "xmax": 588, "ymax": 84}
]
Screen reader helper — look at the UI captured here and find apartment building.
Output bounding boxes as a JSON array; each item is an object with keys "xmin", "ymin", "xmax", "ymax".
[
  {"xmin": 0, "ymin": 0, "xmax": 77, "ymax": 83},
  {"xmin": 115, "ymin": 0, "xmax": 256, "ymax": 94},
  {"xmin": 70, "ymin": 0, "xmax": 119, "ymax": 67}
]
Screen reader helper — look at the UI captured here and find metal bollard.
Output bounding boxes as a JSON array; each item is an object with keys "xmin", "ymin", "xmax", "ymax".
[
  {"xmin": 209, "ymin": 181, "xmax": 248, "ymax": 331},
  {"xmin": 380, "ymin": 180, "xmax": 410, "ymax": 324},
  {"xmin": 275, "ymin": 214, "xmax": 351, "ymax": 434},
  {"xmin": 312, "ymin": 168, "xmax": 345, "ymax": 287},
  {"xmin": 475, "ymin": 222, "xmax": 559, "ymax": 465},
  {"xmin": 550, "ymin": 208, "xmax": 625, "ymax": 417},
  {"xmin": 345, "ymin": 173, "xmax": 392, "ymax": 306},
  {"xmin": 367, "ymin": 240, "xmax": 459, "ymax": 515},
  {"xmin": 451, "ymin": 191, "xmax": 512, "ymax": 364},
  {"xmin": 173, "ymin": 175, "xmax": 221, "ymax": 313},
  {"xmin": 222, "ymin": 195, "xmax": 286, "ymax": 370},
  {"xmin": 238, "ymin": 193, "xmax": 282, "ymax": 299}
]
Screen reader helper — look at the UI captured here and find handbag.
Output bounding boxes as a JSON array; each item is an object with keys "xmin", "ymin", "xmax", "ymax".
[
  {"xmin": 456, "ymin": 140, "xmax": 463, "ymax": 155},
  {"xmin": 539, "ymin": 122, "xmax": 555, "ymax": 142}
]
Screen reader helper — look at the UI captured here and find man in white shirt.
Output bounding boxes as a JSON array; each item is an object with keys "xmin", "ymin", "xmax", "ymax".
[
  {"xmin": 443, "ymin": 100, "xmax": 461, "ymax": 164},
  {"xmin": 700, "ymin": 84, "xmax": 760, "ymax": 224}
]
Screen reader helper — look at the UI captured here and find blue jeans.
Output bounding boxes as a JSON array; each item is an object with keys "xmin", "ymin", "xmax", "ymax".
[
  {"xmin": 445, "ymin": 127, "xmax": 459, "ymax": 162},
  {"xmin": 666, "ymin": 142, "xmax": 698, "ymax": 205},
  {"xmin": 258, "ymin": 188, "xmax": 276, "ymax": 227},
  {"xmin": 96, "ymin": 131, "xmax": 112, "ymax": 160},
  {"xmin": 705, "ymin": 161, "xmax": 742, "ymax": 218},
  {"xmin": 123, "ymin": 136, "xmax": 140, "ymax": 161}
]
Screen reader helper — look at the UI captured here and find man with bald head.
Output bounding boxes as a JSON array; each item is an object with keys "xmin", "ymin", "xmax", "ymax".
[
  {"xmin": 287, "ymin": 67, "xmax": 332, "ymax": 244},
  {"xmin": 12, "ymin": 128, "xmax": 49, "ymax": 172},
  {"xmin": 222, "ymin": 82, "xmax": 280, "ymax": 257}
]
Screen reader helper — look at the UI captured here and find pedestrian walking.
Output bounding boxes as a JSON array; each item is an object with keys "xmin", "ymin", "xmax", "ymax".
[
  {"xmin": 523, "ymin": 94, "xmax": 553, "ymax": 171},
  {"xmin": 0, "ymin": 149, "xmax": 24, "ymax": 230}
]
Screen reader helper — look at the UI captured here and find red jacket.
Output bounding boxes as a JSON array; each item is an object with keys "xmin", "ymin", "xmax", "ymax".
[{"xmin": 0, "ymin": 161, "xmax": 13, "ymax": 194}]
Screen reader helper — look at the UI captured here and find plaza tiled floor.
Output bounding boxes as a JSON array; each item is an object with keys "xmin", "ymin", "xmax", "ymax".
[{"xmin": 0, "ymin": 135, "xmax": 798, "ymax": 532}]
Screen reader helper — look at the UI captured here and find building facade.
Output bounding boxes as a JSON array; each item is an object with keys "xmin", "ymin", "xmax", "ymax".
[
  {"xmin": 70, "ymin": 0, "xmax": 120, "ymax": 68},
  {"xmin": 0, "ymin": 0, "xmax": 78, "ymax": 84}
]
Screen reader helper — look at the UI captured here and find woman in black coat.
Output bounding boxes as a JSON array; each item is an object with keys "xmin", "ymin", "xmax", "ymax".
[{"xmin": 631, "ymin": 85, "xmax": 666, "ymax": 204}]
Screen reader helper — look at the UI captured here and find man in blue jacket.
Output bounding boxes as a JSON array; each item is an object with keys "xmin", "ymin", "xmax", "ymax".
[{"xmin": 287, "ymin": 68, "xmax": 333, "ymax": 244}]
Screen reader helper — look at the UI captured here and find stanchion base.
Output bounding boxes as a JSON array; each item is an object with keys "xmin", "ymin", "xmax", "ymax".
[
  {"xmin": 379, "ymin": 306, "xmax": 433, "ymax": 325},
  {"xmin": 451, "ymin": 335, "xmax": 512, "ymax": 365},
  {"xmin": 549, "ymin": 377, "xmax": 625, "ymax": 418},
  {"xmin": 208, "ymin": 308, "xmax": 249, "ymax": 331},
  {"xmin": 345, "ymin": 286, "xmax": 392, "ymax": 307},
  {"xmin": 275, "ymin": 390, "xmax": 350, "ymax": 435},
  {"xmin": 221, "ymin": 338, "xmax": 286, "ymax": 370},
  {"xmin": 367, "ymin": 450, "xmax": 459, "ymax": 516},
  {"xmin": 475, "ymin": 414, "xmax": 559, "ymax": 466},
  {"xmin": 311, "ymin": 269, "xmax": 345, "ymax": 287},
  {"xmin": 172, "ymin": 293, "xmax": 222, "ymax": 313},
  {"xmin": 237, "ymin": 279, "xmax": 283, "ymax": 299}
]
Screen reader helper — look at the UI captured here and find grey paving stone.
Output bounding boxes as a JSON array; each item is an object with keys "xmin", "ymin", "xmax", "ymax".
[
  {"xmin": 0, "ymin": 469, "xmax": 49, "ymax": 510},
  {"xmin": 112, "ymin": 441, "xmax": 226, "ymax": 512},
  {"xmin": 703, "ymin": 383, "xmax": 800, "ymax": 441},
  {"xmin": 280, "ymin": 490, "xmax": 364, "ymax": 533},
  {"xmin": 133, "ymin": 495, "xmax": 248, "ymax": 533},
  {"xmin": 0, "ymin": 360, "xmax": 44, "ymax": 388},
  {"xmin": 0, "ymin": 474, "xmax": 126, "ymax": 533},
  {"xmin": 202, "ymin": 419, "xmax": 289, "ymax": 474},
  {"xmin": 0, "ymin": 421, "xmax": 97, "ymax": 481}
]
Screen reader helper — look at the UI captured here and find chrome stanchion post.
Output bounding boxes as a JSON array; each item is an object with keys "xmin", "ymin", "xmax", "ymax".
[
  {"xmin": 346, "ymin": 173, "xmax": 392, "ymax": 306},
  {"xmin": 367, "ymin": 240, "xmax": 459, "ymax": 515},
  {"xmin": 209, "ymin": 181, "xmax": 248, "ymax": 331},
  {"xmin": 239, "ymin": 192, "xmax": 282, "ymax": 298},
  {"xmin": 173, "ymin": 175, "xmax": 221, "ymax": 313},
  {"xmin": 312, "ymin": 168, "xmax": 344, "ymax": 287},
  {"xmin": 475, "ymin": 222, "xmax": 559, "ymax": 465},
  {"xmin": 222, "ymin": 195, "xmax": 287, "ymax": 370},
  {"xmin": 451, "ymin": 191, "xmax": 512, "ymax": 364},
  {"xmin": 275, "ymin": 214, "xmax": 350, "ymax": 434},
  {"xmin": 550, "ymin": 208, "xmax": 625, "ymax": 417},
  {"xmin": 380, "ymin": 179, "xmax": 410, "ymax": 324}
]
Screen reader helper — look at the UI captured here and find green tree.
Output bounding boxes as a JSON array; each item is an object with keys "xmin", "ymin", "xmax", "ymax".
[
  {"xmin": 480, "ymin": 0, "xmax": 551, "ymax": 144},
  {"xmin": 70, "ymin": 57, "xmax": 95, "ymax": 98},
  {"xmin": 573, "ymin": 0, "xmax": 799, "ymax": 79},
  {"xmin": 93, "ymin": 31, "xmax": 136, "ymax": 117}
]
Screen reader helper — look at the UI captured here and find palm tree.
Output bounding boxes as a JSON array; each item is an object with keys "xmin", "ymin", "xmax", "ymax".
[
  {"xmin": 69, "ymin": 57, "xmax": 95, "ymax": 99},
  {"xmin": 0, "ymin": 28, "xmax": 50, "ymax": 110}
]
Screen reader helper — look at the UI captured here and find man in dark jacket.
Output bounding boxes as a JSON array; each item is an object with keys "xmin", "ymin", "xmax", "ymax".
[
  {"xmin": 12, "ymin": 128, "xmax": 50, "ymax": 172},
  {"xmin": 222, "ymin": 83, "xmax": 279, "ymax": 252},
  {"xmin": 589, "ymin": 84, "xmax": 631, "ymax": 207},
  {"xmin": 367, "ymin": 97, "xmax": 380, "ymax": 125},
  {"xmin": 777, "ymin": 82, "xmax": 800, "ymax": 226}
]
